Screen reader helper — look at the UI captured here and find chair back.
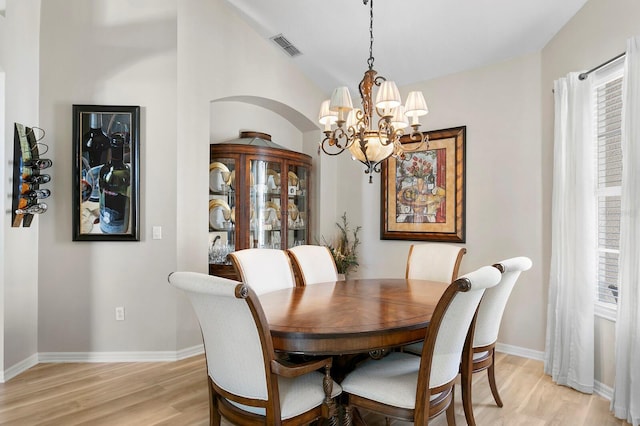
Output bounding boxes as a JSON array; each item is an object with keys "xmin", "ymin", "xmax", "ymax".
[
  {"xmin": 167, "ymin": 272, "xmax": 272, "ymax": 402},
  {"xmin": 287, "ymin": 245, "xmax": 338, "ymax": 286},
  {"xmin": 417, "ymin": 266, "xmax": 501, "ymax": 391},
  {"xmin": 229, "ymin": 248, "xmax": 296, "ymax": 295},
  {"xmin": 473, "ymin": 256, "xmax": 533, "ymax": 348},
  {"xmin": 405, "ymin": 243, "xmax": 467, "ymax": 283}
]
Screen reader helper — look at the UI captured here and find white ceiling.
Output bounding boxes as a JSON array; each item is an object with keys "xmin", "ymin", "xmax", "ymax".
[{"xmin": 225, "ymin": 0, "xmax": 588, "ymax": 95}]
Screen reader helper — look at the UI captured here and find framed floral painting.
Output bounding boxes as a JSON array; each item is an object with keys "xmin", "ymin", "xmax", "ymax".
[{"xmin": 380, "ymin": 126, "xmax": 466, "ymax": 242}]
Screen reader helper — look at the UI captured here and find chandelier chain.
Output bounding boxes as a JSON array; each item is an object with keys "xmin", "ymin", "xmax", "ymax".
[{"xmin": 367, "ymin": 0, "xmax": 375, "ymax": 70}]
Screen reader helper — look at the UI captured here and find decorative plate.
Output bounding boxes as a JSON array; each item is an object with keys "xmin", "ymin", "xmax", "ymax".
[
  {"xmin": 209, "ymin": 162, "xmax": 230, "ymax": 193},
  {"xmin": 209, "ymin": 198, "xmax": 232, "ymax": 230},
  {"xmin": 288, "ymin": 171, "xmax": 299, "ymax": 187},
  {"xmin": 287, "ymin": 202, "xmax": 299, "ymax": 221},
  {"xmin": 267, "ymin": 169, "xmax": 282, "ymax": 190},
  {"xmin": 264, "ymin": 200, "xmax": 281, "ymax": 216}
]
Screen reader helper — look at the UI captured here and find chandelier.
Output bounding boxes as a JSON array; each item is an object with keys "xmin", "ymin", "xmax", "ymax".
[{"xmin": 318, "ymin": 0, "xmax": 429, "ymax": 183}]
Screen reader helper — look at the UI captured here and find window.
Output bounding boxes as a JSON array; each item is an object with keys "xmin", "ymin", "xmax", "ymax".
[{"xmin": 593, "ymin": 59, "xmax": 624, "ymax": 316}]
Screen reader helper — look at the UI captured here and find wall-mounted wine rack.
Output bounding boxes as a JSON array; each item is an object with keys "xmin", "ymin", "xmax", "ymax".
[{"xmin": 11, "ymin": 123, "xmax": 52, "ymax": 227}]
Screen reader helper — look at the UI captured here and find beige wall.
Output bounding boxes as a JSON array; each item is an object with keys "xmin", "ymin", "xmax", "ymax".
[
  {"xmin": 176, "ymin": 0, "xmax": 331, "ymax": 268},
  {"xmin": 37, "ymin": 0, "xmax": 180, "ymax": 353},
  {"xmin": 541, "ymin": 0, "xmax": 640, "ymax": 390},
  {"xmin": 176, "ymin": 0, "xmax": 334, "ymax": 346},
  {"xmin": 337, "ymin": 52, "xmax": 546, "ymax": 355},
  {"xmin": 28, "ymin": 0, "xmax": 331, "ymax": 360},
  {"xmin": 0, "ymin": 0, "xmax": 40, "ymax": 373}
]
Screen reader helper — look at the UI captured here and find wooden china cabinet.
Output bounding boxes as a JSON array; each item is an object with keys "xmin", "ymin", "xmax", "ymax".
[{"xmin": 208, "ymin": 131, "xmax": 312, "ymax": 280}]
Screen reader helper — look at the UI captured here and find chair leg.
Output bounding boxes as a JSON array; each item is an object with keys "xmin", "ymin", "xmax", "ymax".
[
  {"xmin": 343, "ymin": 405, "xmax": 353, "ymax": 426},
  {"xmin": 210, "ymin": 409, "xmax": 221, "ymax": 426},
  {"xmin": 445, "ymin": 387, "xmax": 456, "ymax": 426},
  {"xmin": 461, "ymin": 365, "xmax": 475, "ymax": 426},
  {"xmin": 209, "ymin": 379, "xmax": 221, "ymax": 426},
  {"xmin": 487, "ymin": 351, "xmax": 503, "ymax": 407}
]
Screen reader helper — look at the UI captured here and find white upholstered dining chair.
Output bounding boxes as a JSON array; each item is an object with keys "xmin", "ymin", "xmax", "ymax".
[
  {"xmin": 405, "ymin": 243, "xmax": 467, "ymax": 282},
  {"xmin": 341, "ymin": 265, "xmax": 501, "ymax": 425},
  {"xmin": 461, "ymin": 256, "xmax": 533, "ymax": 426},
  {"xmin": 403, "ymin": 243, "xmax": 467, "ymax": 355},
  {"xmin": 287, "ymin": 245, "xmax": 338, "ymax": 286},
  {"xmin": 167, "ymin": 271, "xmax": 341, "ymax": 425},
  {"xmin": 229, "ymin": 248, "xmax": 296, "ymax": 295}
]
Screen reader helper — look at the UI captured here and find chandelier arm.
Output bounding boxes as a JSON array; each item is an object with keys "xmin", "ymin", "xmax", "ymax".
[
  {"xmin": 320, "ymin": 143, "xmax": 347, "ymax": 156},
  {"xmin": 320, "ymin": 127, "xmax": 358, "ymax": 156},
  {"xmin": 373, "ymin": 75, "xmax": 386, "ymax": 87},
  {"xmin": 376, "ymin": 117, "xmax": 403, "ymax": 147},
  {"xmin": 401, "ymin": 130, "xmax": 429, "ymax": 152},
  {"xmin": 333, "ymin": 127, "xmax": 352, "ymax": 149},
  {"xmin": 374, "ymin": 105, "xmax": 394, "ymax": 122},
  {"xmin": 354, "ymin": 108, "xmax": 367, "ymax": 130},
  {"xmin": 320, "ymin": 133, "xmax": 347, "ymax": 156}
]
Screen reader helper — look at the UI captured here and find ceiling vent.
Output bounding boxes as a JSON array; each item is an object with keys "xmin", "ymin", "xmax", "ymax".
[{"xmin": 270, "ymin": 34, "xmax": 302, "ymax": 57}]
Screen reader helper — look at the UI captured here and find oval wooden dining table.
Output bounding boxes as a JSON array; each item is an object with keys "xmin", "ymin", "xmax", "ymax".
[{"xmin": 259, "ymin": 277, "xmax": 450, "ymax": 356}]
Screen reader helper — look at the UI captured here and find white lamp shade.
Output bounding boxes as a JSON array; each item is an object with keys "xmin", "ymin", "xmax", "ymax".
[
  {"xmin": 375, "ymin": 81, "xmax": 401, "ymax": 110},
  {"xmin": 404, "ymin": 91, "xmax": 429, "ymax": 117},
  {"xmin": 329, "ymin": 87, "xmax": 354, "ymax": 112},
  {"xmin": 390, "ymin": 105, "xmax": 409, "ymax": 130},
  {"xmin": 349, "ymin": 132, "xmax": 394, "ymax": 163},
  {"xmin": 318, "ymin": 100, "xmax": 338, "ymax": 125}
]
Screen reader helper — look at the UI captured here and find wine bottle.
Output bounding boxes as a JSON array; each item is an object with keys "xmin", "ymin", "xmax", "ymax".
[
  {"xmin": 23, "ymin": 174, "xmax": 51, "ymax": 184},
  {"xmin": 82, "ymin": 113, "xmax": 110, "ymax": 168},
  {"xmin": 22, "ymin": 158, "xmax": 53, "ymax": 170},
  {"xmin": 99, "ymin": 135, "xmax": 130, "ymax": 233},
  {"xmin": 17, "ymin": 195, "xmax": 49, "ymax": 210},
  {"xmin": 15, "ymin": 202, "xmax": 48, "ymax": 215},
  {"xmin": 20, "ymin": 182, "xmax": 36, "ymax": 193},
  {"xmin": 22, "ymin": 189, "xmax": 51, "ymax": 200}
]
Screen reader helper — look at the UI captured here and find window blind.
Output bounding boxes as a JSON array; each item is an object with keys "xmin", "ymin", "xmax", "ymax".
[{"xmin": 595, "ymin": 75, "xmax": 623, "ymax": 306}]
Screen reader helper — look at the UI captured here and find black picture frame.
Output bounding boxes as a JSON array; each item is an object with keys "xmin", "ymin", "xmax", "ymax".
[{"xmin": 72, "ymin": 104, "xmax": 140, "ymax": 241}]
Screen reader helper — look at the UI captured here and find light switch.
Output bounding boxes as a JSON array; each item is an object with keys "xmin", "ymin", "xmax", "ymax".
[{"xmin": 152, "ymin": 226, "xmax": 162, "ymax": 240}]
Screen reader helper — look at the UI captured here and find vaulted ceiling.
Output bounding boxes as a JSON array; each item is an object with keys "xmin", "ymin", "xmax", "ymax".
[{"xmin": 225, "ymin": 0, "xmax": 588, "ymax": 95}]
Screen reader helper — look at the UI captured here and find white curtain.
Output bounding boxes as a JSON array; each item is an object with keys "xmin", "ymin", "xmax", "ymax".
[
  {"xmin": 544, "ymin": 72, "xmax": 596, "ymax": 393},
  {"xmin": 612, "ymin": 35, "xmax": 640, "ymax": 426}
]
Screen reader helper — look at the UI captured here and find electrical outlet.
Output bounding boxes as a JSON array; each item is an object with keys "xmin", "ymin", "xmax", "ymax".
[{"xmin": 115, "ymin": 306, "xmax": 125, "ymax": 321}]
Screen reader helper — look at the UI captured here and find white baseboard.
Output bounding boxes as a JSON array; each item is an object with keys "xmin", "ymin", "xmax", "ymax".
[
  {"xmin": 1, "ymin": 345, "xmax": 204, "ymax": 383},
  {"xmin": 2, "ymin": 353, "xmax": 39, "ymax": 383},
  {"xmin": 594, "ymin": 380, "xmax": 613, "ymax": 400},
  {"xmin": 38, "ymin": 344, "xmax": 204, "ymax": 363},
  {"xmin": 495, "ymin": 342, "xmax": 613, "ymax": 401},
  {"xmin": 495, "ymin": 342, "xmax": 545, "ymax": 361},
  {"xmin": 1, "ymin": 342, "xmax": 616, "ymax": 402}
]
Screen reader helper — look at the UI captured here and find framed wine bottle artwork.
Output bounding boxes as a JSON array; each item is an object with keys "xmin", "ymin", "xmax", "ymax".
[{"xmin": 72, "ymin": 104, "xmax": 140, "ymax": 241}]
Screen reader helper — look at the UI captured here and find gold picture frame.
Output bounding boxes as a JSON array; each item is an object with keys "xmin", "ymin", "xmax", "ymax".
[{"xmin": 381, "ymin": 126, "xmax": 466, "ymax": 242}]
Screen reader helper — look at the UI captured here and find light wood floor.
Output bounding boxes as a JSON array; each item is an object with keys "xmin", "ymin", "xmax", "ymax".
[{"xmin": 0, "ymin": 352, "xmax": 629, "ymax": 425}]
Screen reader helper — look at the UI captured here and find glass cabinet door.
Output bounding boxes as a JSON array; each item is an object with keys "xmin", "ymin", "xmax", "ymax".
[
  {"xmin": 250, "ymin": 159, "xmax": 282, "ymax": 249},
  {"xmin": 209, "ymin": 136, "xmax": 312, "ymax": 281},
  {"xmin": 208, "ymin": 158, "xmax": 235, "ymax": 265},
  {"xmin": 286, "ymin": 163, "xmax": 308, "ymax": 248}
]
